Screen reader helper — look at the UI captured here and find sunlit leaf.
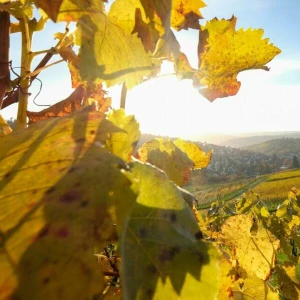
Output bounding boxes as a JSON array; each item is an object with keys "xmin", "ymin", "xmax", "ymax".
[
  {"xmin": 75, "ymin": 13, "xmax": 155, "ymax": 89},
  {"xmin": 109, "ymin": 0, "xmax": 183, "ymax": 60},
  {"xmin": 54, "ymin": 31, "xmax": 81, "ymax": 87},
  {"xmin": 0, "ymin": 110, "xmax": 136, "ymax": 298},
  {"xmin": 106, "ymin": 109, "xmax": 141, "ymax": 162},
  {"xmin": 194, "ymin": 16, "xmax": 281, "ymax": 101},
  {"xmin": 174, "ymin": 52, "xmax": 196, "ymax": 80},
  {"xmin": 231, "ymin": 277, "xmax": 279, "ymax": 299},
  {"xmin": 122, "ymin": 162, "xmax": 220, "ymax": 299},
  {"xmin": 216, "ymin": 258, "xmax": 235, "ymax": 300},
  {"xmin": 34, "ymin": 0, "xmax": 105, "ymax": 22},
  {"xmin": 220, "ymin": 214, "xmax": 280, "ymax": 280},
  {"xmin": 26, "ymin": 85, "xmax": 84, "ymax": 123},
  {"xmin": 136, "ymin": 139, "xmax": 194, "ymax": 186},
  {"xmin": 170, "ymin": 0, "xmax": 206, "ymax": 31},
  {"xmin": 174, "ymin": 138, "xmax": 212, "ymax": 168},
  {"xmin": 235, "ymin": 191, "xmax": 258, "ymax": 214}
]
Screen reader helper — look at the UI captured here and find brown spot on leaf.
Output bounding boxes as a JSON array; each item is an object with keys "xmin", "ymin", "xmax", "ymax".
[
  {"xmin": 4, "ymin": 172, "xmax": 11, "ymax": 179},
  {"xmin": 170, "ymin": 212, "xmax": 177, "ymax": 223},
  {"xmin": 28, "ymin": 202, "xmax": 36, "ymax": 209},
  {"xmin": 80, "ymin": 200, "xmax": 89, "ymax": 207},
  {"xmin": 75, "ymin": 137, "xmax": 86, "ymax": 143},
  {"xmin": 36, "ymin": 226, "xmax": 50, "ymax": 240},
  {"xmin": 45, "ymin": 186, "xmax": 55, "ymax": 194},
  {"xmin": 198, "ymin": 252, "xmax": 205, "ymax": 263},
  {"xmin": 60, "ymin": 190, "xmax": 80, "ymax": 203},
  {"xmin": 146, "ymin": 288, "xmax": 154, "ymax": 298},
  {"xmin": 68, "ymin": 166, "xmax": 78, "ymax": 173},
  {"xmin": 147, "ymin": 264, "xmax": 157, "ymax": 275},
  {"xmin": 90, "ymin": 130, "xmax": 96, "ymax": 134},
  {"xmin": 159, "ymin": 246, "xmax": 180, "ymax": 263},
  {"xmin": 42, "ymin": 277, "xmax": 50, "ymax": 284},
  {"xmin": 194, "ymin": 231, "xmax": 203, "ymax": 240},
  {"xmin": 139, "ymin": 227, "xmax": 147, "ymax": 238},
  {"xmin": 56, "ymin": 227, "xmax": 69, "ymax": 238}
]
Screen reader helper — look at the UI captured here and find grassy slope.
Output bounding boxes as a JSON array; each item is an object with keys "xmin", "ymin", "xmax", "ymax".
[
  {"xmin": 243, "ymin": 138, "xmax": 300, "ymax": 155},
  {"xmin": 196, "ymin": 169, "xmax": 300, "ymax": 210},
  {"xmin": 251, "ymin": 169, "xmax": 300, "ymax": 206}
]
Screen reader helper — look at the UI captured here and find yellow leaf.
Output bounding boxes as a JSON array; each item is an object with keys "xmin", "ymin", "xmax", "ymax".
[
  {"xmin": 76, "ymin": 13, "xmax": 155, "ymax": 88},
  {"xmin": 106, "ymin": 109, "xmax": 141, "ymax": 162},
  {"xmin": 171, "ymin": 0, "xmax": 206, "ymax": 31},
  {"xmin": 136, "ymin": 139, "xmax": 194, "ymax": 186},
  {"xmin": 0, "ymin": 110, "xmax": 137, "ymax": 299},
  {"xmin": 194, "ymin": 16, "xmax": 281, "ymax": 101},
  {"xmin": 34, "ymin": 0, "xmax": 105, "ymax": 22},
  {"xmin": 232, "ymin": 277, "xmax": 279, "ymax": 299},
  {"xmin": 174, "ymin": 138, "xmax": 212, "ymax": 168},
  {"xmin": 261, "ymin": 206, "xmax": 270, "ymax": 218},
  {"xmin": 220, "ymin": 215, "xmax": 280, "ymax": 280}
]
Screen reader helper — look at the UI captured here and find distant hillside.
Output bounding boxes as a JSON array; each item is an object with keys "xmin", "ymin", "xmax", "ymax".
[
  {"xmin": 191, "ymin": 133, "xmax": 236, "ymax": 145},
  {"xmin": 243, "ymin": 138, "xmax": 300, "ymax": 156},
  {"xmin": 221, "ymin": 132, "xmax": 300, "ymax": 148}
]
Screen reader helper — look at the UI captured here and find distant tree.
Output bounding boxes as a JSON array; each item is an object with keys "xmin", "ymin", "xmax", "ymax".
[{"xmin": 292, "ymin": 155, "xmax": 300, "ymax": 168}]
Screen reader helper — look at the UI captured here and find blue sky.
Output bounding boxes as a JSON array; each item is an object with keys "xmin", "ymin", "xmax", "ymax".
[{"xmin": 2, "ymin": 0, "xmax": 300, "ymax": 138}]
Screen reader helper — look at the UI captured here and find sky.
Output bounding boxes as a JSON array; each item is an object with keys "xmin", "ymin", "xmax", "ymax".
[{"xmin": 2, "ymin": 0, "xmax": 300, "ymax": 139}]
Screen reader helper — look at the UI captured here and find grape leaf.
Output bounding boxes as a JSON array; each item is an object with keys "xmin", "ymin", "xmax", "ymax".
[
  {"xmin": 75, "ymin": 13, "xmax": 155, "ymax": 89},
  {"xmin": 0, "ymin": 109, "xmax": 137, "ymax": 298},
  {"xmin": 174, "ymin": 138, "xmax": 212, "ymax": 168},
  {"xmin": 106, "ymin": 109, "xmax": 141, "ymax": 162},
  {"xmin": 194, "ymin": 16, "xmax": 281, "ymax": 101},
  {"xmin": 122, "ymin": 162, "xmax": 220, "ymax": 299},
  {"xmin": 269, "ymin": 266, "xmax": 300, "ymax": 299},
  {"xmin": 34, "ymin": 0, "xmax": 105, "ymax": 22},
  {"xmin": 54, "ymin": 31, "xmax": 81, "ymax": 88},
  {"xmin": 26, "ymin": 85, "xmax": 84, "ymax": 123},
  {"xmin": 231, "ymin": 277, "xmax": 279, "ymax": 300},
  {"xmin": 109, "ymin": 0, "xmax": 187, "ymax": 60},
  {"xmin": 216, "ymin": 258, "xmax": 235, "ymax": 300},
  {"xmin": 235, "ymin": 191, "xmax": 259, "ymax": 214},
  {"xmin": 136, "ymin": 138, "xmax": 194, "ymax": 186},
  {"xmin": 220, "ymin": 215, "xmax": 280, "ymax": 280},
  {"xmin": 170, "ymin": 0, "xmax": 206, "ymax": 31}
]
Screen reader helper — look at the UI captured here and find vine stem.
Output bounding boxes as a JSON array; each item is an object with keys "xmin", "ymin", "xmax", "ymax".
[
  {"xmin": 0, "ymin": 11, "xmax": 10, "ymax": 109},
  {"xmin": 15, "ymin": 15, "xmax": 32, "ymax": 130},
  {"xmin": 26, "ymin": 59, "xmax": 64, "ymax": 78},
  {"xmin": 120, "ymin": 82, "xmax": 127, "ymax": 109}
]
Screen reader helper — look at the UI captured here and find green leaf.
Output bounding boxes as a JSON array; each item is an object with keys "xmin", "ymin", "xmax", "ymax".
[
  {"xmin": 0, "ymin": 110, "xmax": 136, "ymax": 298},
  {"xmin": 75, "ymin": 13, "xmax": 155, "ymax": 89},
  {"xmin": 106, "ymin": 109, "xmax": 141, "ymax": 162},
  {"xmin": 235, "ymin": 192, "xmax": 258, "ymax": 214},
  {"xmin": 122, "ymin": 162, "xmax": 220, "ymax": 299},
  {"xmin": 136, "ymin": 139, "xmax": 194, "ymax": 186},
  {"xmin": 296, "ymin": 264, "xmax": 300, "ymax": 282}
]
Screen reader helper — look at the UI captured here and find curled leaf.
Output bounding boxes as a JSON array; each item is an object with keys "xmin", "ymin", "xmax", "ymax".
[{"xmin": 194, "ymin": 16, "xmax": 281, "ymax": 101}]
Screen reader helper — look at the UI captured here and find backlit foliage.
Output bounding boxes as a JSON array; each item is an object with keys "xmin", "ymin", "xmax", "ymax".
[{"xmin": 0, "ymin": 0, "xmax": 294, "ymax": 299}]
